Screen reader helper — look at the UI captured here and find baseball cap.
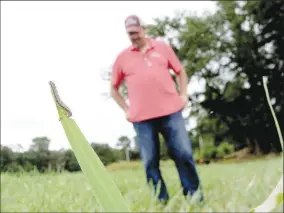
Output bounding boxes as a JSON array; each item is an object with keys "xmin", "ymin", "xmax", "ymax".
[{"xmin": 124, "ymin": 15, "xmax": 145, "ymax": 33}]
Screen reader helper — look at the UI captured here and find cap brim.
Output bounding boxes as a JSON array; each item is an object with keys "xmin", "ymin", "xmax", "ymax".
[{"xmin": 126, "ymin": 26, "xmax": 141, "ymax": 33}]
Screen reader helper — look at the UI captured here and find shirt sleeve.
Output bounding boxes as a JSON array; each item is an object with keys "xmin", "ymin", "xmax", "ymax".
[
  {"xmin": 164, "ymin": 43, "xmax": 183, "ymax": 74},
  {"xmin": 111, "ymin": 56, "xmax": 125, "ymax": 88}
]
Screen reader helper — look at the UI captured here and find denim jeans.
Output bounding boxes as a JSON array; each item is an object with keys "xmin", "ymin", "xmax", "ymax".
[{"xmin": 133, "ymin": 110, "xmax": 203, "ymax": 202}]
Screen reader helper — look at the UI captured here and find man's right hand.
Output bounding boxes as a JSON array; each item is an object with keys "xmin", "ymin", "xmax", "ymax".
[
  {"xmin": 125, "ymin": 109, "xmax": 130, "ymax": 121},
  {"xmin": 110, "ymin": 85, "xmax": 130, "ymax": 121}
]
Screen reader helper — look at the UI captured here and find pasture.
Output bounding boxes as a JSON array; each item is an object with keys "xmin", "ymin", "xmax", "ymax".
[{"xmin": 1, "ymin": 155, "xmax": 283, "ymax": 212}]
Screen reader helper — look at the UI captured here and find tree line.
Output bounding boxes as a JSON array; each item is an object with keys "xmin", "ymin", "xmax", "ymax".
[
  {"xmin": 0, "ymin": 136, "xmax": 139, "ymax": 173},
  {"xmin": 1, "ymin": 133, "xmax": 237, "ymax": 173}
]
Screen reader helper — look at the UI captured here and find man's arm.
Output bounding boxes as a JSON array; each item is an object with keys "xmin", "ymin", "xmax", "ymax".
[
  {"xmin": 176, "ymin": 68, "xmax": 188, "ymax": 96},
  {"xmin": 110, "ymin": 56, "xmax": 130, "ymax": 116},
  {"xmin": 164, "ymin": 43, "xmax": 189, "ymax": 100},
  {"xmin": 110, "ymin": 86, "xmax": 129, "ymax": 113}
]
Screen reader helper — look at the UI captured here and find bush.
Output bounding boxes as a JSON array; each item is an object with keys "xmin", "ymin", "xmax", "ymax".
[
  {"xmin": 200, "ymin": 142, "xmax": 217, "ymax": 160},
  {"xmin": 196, "ymin": 141, "xmax": 235, "ymax": 162},
  {"xmin": 193, "ymin": 149, "xmax": 201, "ymax": 162},
  {"xmin": 4, "ymin": 162, "xmax": 24, "ymax": 173},
  {"xmin": 23, "ymin": 162, "xmax": 35, "ymax": 172},
  {"xmin": 216, "ymin": 142, "xmax": 235, "ymax": 158}
]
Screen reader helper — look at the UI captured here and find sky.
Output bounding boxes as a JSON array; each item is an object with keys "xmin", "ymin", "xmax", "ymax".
[{"xmin": 1, "ymin": 1, "xmax": 217, "ymax": 151}]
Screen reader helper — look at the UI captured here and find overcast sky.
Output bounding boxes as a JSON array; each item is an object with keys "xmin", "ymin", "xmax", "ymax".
[{"xmin": 1, "ymin": 1, "xmax": 217, "ymax": 151}]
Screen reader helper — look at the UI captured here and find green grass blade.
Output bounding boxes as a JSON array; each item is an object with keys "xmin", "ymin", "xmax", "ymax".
[
  {"xmin": 262, "ymin": 77, "xmax": 283, "ymax": 150},
  {"xmin": 49, "ymin": 81, "xmax": 130, "ymax": 212},
  {"xmin": 250, "ymin": 76, "xmax": 283, "ymax": 212}
]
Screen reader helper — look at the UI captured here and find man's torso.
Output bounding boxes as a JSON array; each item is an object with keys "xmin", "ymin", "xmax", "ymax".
[{"xmin": 116, "ymin": 39, "xmax": 184, "ymax": 122}]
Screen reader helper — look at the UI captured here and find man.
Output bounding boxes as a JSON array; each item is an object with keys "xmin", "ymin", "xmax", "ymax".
[{"xmin": 110, "ymin": 15, "xmax": 203, "ymax": 203}]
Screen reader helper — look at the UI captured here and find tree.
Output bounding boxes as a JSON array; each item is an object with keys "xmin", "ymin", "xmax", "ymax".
[
  {"xmin": 48, "ymin": 149, "xmax": 66, "ymax": 173},
  {"xmin": 90, "ymin": 142, "xmax": 120, "ymax": 166},
  {"xmin": 213, "ymin": 0, "xmax": 283, "ymax": 153},
  {"xmin": 249, "ymin": 0, "xmax": 284, "ymax": 134},
  {"xmin": 28, "ymin": 137, "xmax": 51, "ymax": 172},
  {"xmin": 0, "ymin": 145, "xmax": 17, "ymax": 171},
  {"xmin": 64, "ymin": 149, "xmax": 81, "ymax": 172},
  {"xmin": 29, "ymin": 136, "xmax": 50, "ymax": 152},
  {"xmin": 117, "ymin": 136, "xmax": 131, "ymax": 161},
  {"xmin": 147, "ymin": 0, "xmax": 284, "ymax": 154}
]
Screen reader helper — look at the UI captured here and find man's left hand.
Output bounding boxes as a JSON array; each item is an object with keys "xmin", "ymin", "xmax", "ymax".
[{"xmin": 180, "ymin": 94, "xmax": 189, "ymax": 108}]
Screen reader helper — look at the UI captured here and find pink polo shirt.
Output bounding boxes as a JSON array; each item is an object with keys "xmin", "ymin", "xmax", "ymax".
[{"xmin": 111, "ymin": 38, "xmax": 184, "ymax": 122}]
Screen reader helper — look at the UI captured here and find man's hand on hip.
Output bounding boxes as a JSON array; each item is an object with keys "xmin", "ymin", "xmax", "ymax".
[
  {"xmin": 180, "ymin": 94, "xmax": 189, "ymax": 108},
  {"xmin": 124, "ymin": 108, "xmax": 130, "ymax": 122}
]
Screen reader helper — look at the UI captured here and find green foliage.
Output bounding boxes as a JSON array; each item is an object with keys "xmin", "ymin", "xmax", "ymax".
[
  {"xmin": 22, "ymin": 161, "xmax": 35, "ymax": 172},
  {"xmin": 147, "ymin": 0, "xmax": 284, "ymax": 154},
  {"xmin": 194, "ymin": 141, "xmax": 235, "ymax": 162},
  {"xmin": 0, "ymin": 138, "xmax": 134, "ymax": 173},
  {"xmin": 117, "ymin": 136, "xmax": 132, "ymax": 161},
  {"xmin": 276, "ymin": 193, "xmax": 283, "ymax": 206},
  {"xmin": 64, "ymin": 149, "xmax": 82, "ymax": 172},
  {"xmin": 193, "ymin": 149, "xmax": 200, "ymax": 162},
  {"xmin": 216, "ymin": 142, "xmax": 235, "ymax": 158},
  {"xmin": 0, "ymin": 145, "xmax": 16, "ymax": 171},
  {"xmin": 158, "ymin": 134, "xmax": 170, "ymax": 160},
  {"xmin": 200, "ymin": 141, "xmax": 217, "ymax": 160},
  {"xmin": 193, "ymin": 142, "xmax": 235, "ymax": 162},
  {"xmin": 4, "ymin": 162, "xmax": 24, "ymax": 173},
  {"xmin": 29, "ymin": 137, "xmax": 50, "ymax": 152},
  {"xmin": 91, "ymin": 143, "xmax": 121, "ymax": 166}
]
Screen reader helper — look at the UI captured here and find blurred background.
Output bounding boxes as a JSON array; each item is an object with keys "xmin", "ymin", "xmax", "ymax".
[
  {"xmin": 1, "ymin": 1, "xmax": 283, "ymax": 212},
  {"xmin": 2, "ymin": 0, "xmax": 283, "ymax": 172}
]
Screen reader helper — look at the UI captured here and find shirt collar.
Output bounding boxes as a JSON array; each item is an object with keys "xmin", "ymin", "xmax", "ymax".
[{"xmin": 130, "ymin": 38, "xmax": 155, "ymax": 51}]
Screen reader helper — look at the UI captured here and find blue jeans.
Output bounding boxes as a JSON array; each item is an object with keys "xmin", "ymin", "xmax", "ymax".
[{"xmin": 133, "ymin": 110, "xmax": 203, "ymax": 202}]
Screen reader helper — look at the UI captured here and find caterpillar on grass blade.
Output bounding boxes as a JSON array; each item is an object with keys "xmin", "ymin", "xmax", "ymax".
[{"xmin": 49, "ymin": 81, "xmax": 130, "ymax": 212}]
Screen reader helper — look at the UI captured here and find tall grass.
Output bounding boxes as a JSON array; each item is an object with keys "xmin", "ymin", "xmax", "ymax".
[{"xmin": 1, "ymin": 156, "xmax": 282, "ymax": 212}]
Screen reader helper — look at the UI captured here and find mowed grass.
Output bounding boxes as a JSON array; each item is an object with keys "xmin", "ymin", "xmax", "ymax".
[{"xmin": 1, "ymin": 155, "xmax": 283, "ymax": 212}]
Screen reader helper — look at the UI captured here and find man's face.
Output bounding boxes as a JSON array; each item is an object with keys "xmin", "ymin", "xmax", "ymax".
[{"xmin": 127, "ymin": 29, "xmax": 145, "ymax": 47}]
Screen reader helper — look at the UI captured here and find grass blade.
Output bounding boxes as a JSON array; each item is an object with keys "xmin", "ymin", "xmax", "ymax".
[
  {"xmin": 49, "ymin": 81, "xmax": 130, "ymax": 212},
  {"xmin": 250, "ymin": 76, "xmax": 283, "ymax": 212}
]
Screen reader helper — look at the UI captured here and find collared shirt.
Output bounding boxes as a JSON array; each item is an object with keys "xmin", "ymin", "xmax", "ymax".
[{"xmin": 111, "ymin": 38, "xmax": 184, "ymax": 122}]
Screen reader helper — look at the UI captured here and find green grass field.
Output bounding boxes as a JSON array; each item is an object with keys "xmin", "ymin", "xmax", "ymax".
[{"xmin": 1, "ymin": 155, "xmax": 283, "ymax": 212}]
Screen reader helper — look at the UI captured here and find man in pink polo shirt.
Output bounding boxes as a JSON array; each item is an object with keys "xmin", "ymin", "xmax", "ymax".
[{"xmin": 111, "ymin": 15, "xmax": 203, "ymax": 203}]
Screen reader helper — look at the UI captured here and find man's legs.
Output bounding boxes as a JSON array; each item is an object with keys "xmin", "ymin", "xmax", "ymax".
[
  {"xmin": 133, "ymin": 119, "xmax": 169, "ymax": 202},
  {"xmin": 159, "ymin": 110, "xmax": 203, "ymax": 201}
]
